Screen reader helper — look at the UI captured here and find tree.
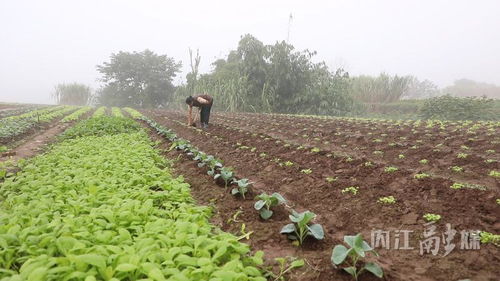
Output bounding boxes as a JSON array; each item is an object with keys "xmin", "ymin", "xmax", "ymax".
[
  {"xmin": 443, "ymin": 79, "xmax": 500, "ymax": 99},
  {"xmin": 96, "ymin": 49, "xmax": 181, "ymax": 108},
  {"xmin": 52, "ymin": 83, "xmax": 92, "ymax": 105}
]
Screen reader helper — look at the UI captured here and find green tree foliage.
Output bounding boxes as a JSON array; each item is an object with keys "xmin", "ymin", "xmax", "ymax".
[
  {"xmin": 350, "ymin": 73, "xmax": 414, "ymax": 103},
  {"xmin": 52, "ymin": 83, "xmax": 92, "ymax": 105},
  {"xmin": 419, "ymin": 95, "xmax": 498, "ymax": 120},
  {"xmin": 96, "ymin": 49, "xmax": 181, "ymax": 108},
  {"xmin": 175, "ymin": 34, "xmax": 355, "ymax": 116}
]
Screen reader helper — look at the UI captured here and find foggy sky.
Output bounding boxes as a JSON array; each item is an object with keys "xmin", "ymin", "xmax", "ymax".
[{"xmin": 1, "ymin": 0, "xmax": 499, "ymax": 104}]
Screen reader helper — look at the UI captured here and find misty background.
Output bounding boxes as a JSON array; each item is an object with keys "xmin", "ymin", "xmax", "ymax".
[{"xmin": 1, "ymin": 0, "xmax": 500, "ymax": 104}]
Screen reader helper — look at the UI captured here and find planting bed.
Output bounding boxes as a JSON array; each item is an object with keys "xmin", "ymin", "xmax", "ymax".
[
  {"xmin": 142, "ymin": 110, "xmax": 499, "ymax": 281},
  {"xmin": 0, "ymin": 116, "xmax": 266, "ymax": 280}
]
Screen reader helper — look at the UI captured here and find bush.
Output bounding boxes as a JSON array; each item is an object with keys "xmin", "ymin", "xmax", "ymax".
[{"xmin": 419, "ymin": 95, "xmax": 498, "ymax": 120}]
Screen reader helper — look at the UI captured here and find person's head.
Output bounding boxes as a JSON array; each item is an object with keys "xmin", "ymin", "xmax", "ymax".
[{"xmin": 185, "ymin": 96, "xmax": 194, "ymax": 105}]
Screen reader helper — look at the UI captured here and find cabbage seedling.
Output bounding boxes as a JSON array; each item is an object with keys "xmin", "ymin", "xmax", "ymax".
[
  {"xmin": 280, "ymin": 210, "xmax": 324, "ymax": 245},
  {"xmin": 254, "ymin": 192, "xmax": 286, "ymax": 220},
  {"xmin": 214, "ymin": 167, "xmax": 234, "ymax": 188},
  {"xmin": 331, "ymin": 233, "xmax": 383, "ymax": 280},
  {"xmin": 232, "ymin": 178, "xmax": 251, "ymax": 199}
]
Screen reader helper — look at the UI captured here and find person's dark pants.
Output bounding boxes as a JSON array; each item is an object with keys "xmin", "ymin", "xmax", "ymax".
[{"xmin": 200, "ymin": 104, "xmax": 212, "ymax": 126}]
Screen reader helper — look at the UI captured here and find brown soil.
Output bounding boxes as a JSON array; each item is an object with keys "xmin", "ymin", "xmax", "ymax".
[{"xmin": 140, "ymin": 110, "xmax": 499, "ymax": 281}]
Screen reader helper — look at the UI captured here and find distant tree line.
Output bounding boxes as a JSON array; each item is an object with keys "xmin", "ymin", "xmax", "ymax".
[{"xmin": 52, "ymin": 34, "xmax": 500, "ymax": 117}]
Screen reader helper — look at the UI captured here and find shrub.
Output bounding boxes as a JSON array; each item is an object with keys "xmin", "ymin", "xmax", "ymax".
[{"xmin": 419, "ymin": 95, "xmax": 498, "ymax": 121}]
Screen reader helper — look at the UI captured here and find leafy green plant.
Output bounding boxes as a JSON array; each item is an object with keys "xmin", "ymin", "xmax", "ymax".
[
  {"xmin": 214, "ymin": 166, "xmax": 234, "ymax": 188},
  {"xmin": 364, "ymin": 161, "xmax": 373, "ymax": 167},
  {"xmin": 384, "ymin": 166, "xmax": 398, "ymax": 173},
  {"xmin": 254, "ymin": 192, "xmax": 286, "ymax": 220},
  {"xmin": 326, "ymin": 176, "xmax": 337, "ymax": 183},
  {"xmin": 414, "ymin": 173, "xmax": 430, "ymax": 179},
  {"xmin": 451, "ymin": 166, "xmax": 464, "ymax": 173},
  {"xmin": 269, "ymin": 257, "xmax": 304, "ymax": 281},
  {"xmin": 450, "ymin": 183, "xmax": 464, "ymax": 189},
  {"xmin": 423, "ymin": 213, "xmax": 441, "ymax": 222},
  {"xmin": 331, "ymin": 233, "xmax": 383, "ymax": 280},
  {"xmin": 489, "ymin": 170, "xmax": 500, "ymax": 178},
  {"xmin": 232, "ymin": 178, "xmax": 252, "ymax": 199},
  {"xmin": 283, "ymin": 161, "xmax": 294, "ymax": 167},
  {"xmin": 311, "ymin": 147, "xmax": 320, "ymax": 153},
  {"xmin": 280, "ymin": 210, "xmax": 324, "ymax": 245},
  {"xmin": 479, "ymin": 232, "xmax": 500, "ymax": 246},
  {"xmin": 377, "ymin": 196, "xmax": 396, "ymax": 204},
  {"xmin": 300, "ymin": 168, "xmax": 312, "ymax": 174},
  {"xmin": 342, "ymin": 186, "xmax": 359, "ymax": 195},
  {"xmin": 419, "ymin": 159, "xmax": 428, "ymax": 164},
  {"xmin": 457, "ymin": 153, "xmax": 468, "ymax": 159},
  {"xmin": 0, "ymin": 116, "xmax": 266, "ymax": 280},
  {"xmin": 398, "ymin": 154, "xmax": 405, "ymax": 159}
]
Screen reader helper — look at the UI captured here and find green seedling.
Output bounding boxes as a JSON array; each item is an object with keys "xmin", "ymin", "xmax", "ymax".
[
  {"xmin": 270, "ymin": 257, "xmax": 305, "ymax": 281},
  {"xmin": 300, "ymin": 168, "xmax": 312, "ymax": 175},
  {"xmin": 311, "ymin": 147, "xmax": 320, "ymax": 153},
  {"xmin": 451, "ymin": 166, "xmax": 463, "ymax": 173},
  {"xmin": 342, "ymin": 186, "xmax": 359, "ymax": 195},
  {"xmin": 331, "ymin": 233, "xmax": 383, "ymax": 280},
  {"xmin": 284, "ymin": 161, "xmax": 294, "ymax": 167},
  {"xmin": 479, "ymin": 232, "xmax": 500, "ymax": 246},
  {"xmin": 214, "ymin": 166, "xmax": 234, "ymax": 189},
  {"xmin": 326, "ymin": 177, "xmax": 337, "ymax": 183},
  {"xmin": 384, "ymin": 166, "xmax": 398, "ymax": 173},
  {"xmin": 259, "ymin": 152, "xmax": 267, "ymax": 158},
  {"xmin": 364, "ymin": 161, "xmax": 373, "ymax": 167},
  {"xmin": 457, "ymin": 153, "xmax": 468, "ymax": 159},
  {"xmin": 280, "ymin": 210, "xmax": 324, "ymax": 245},
  {"xmin": 423, "ymin": 213, "xmax": 441, "ymax": 222},
  {"xmin": 419, "ymin": 159, "xmax": 428, "ymax": 164},
  {"xmin": 373, "ymin": 150, "xmax": 383, "ymax": 155},
  {"xmin": 377, "ymin": 196, "xmax": 396, "ymax": 204},
  {"xmin": 485, "ymin": 149, "xmax": 495, "ymax": 154},
  {"xmin": 398, "ymin": 154, "xmax": 405, "ymax": 159},
  {"xmin": 496, "ymin": 199, "xmax": 500, "ymax": 205},
  {"xmin": 231, "ymin": 178, "xmax": 252, "ymax": 199},
  {"xmin": 414, "ymin": 173, "xmax": 430, "ymax": 179},
  {"xmin": 254, "ymin": 192, "xmax": 286, "ymax": 220},
  {"xmin": 450, "ymin": 183, "xmax": 464, "ymax": 189},
  {"xmin": 489, "ymin": 170, "xmax": 500, "ymax": 178}
]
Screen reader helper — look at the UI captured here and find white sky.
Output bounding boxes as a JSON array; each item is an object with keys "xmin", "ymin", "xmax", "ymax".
[{"xmin": 1, "ymin": 0, "xmax": 499, "ymax": 104}]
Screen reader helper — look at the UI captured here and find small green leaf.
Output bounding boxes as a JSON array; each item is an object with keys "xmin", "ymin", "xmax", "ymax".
[
  {"xmin": 260, "ymin": 209, "xmax": 273, "ymax": 220},
  {"xmin": 343, "ymin": 266, "xmax": 357, "ymax": 277},
  {"xmin": 364, "ymin": 262, "xmax": 383, "ymax": 278},
  {"xmin": 307, "ymin": 224, "xmax": 324, "ymax": 240},
  {"xmin": 290, "ymin": 259, "xmax": 304, "ymax": 268},
  {"xmin": 115, "ymin": 263, "xmax": 137, "ymax": 272},
  {"xmin": 280, "ymin": 223, "xmax": 296, "ymax": 234},
  {"xmin": 254, "ymin": 200, "xmax": 265, "ymax": 210},
  {"xmin": 331, "ymin": 245, "xmax": 349, "ymax": 265}
]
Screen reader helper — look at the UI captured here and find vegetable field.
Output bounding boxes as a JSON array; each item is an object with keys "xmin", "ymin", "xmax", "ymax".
[{"xmin": 0, "ymin": 105, "xmax": 498, "ymax": 281}]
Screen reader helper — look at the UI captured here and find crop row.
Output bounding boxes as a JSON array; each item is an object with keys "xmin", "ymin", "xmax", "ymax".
[
  {"xmin": 61, "ymin": 107, "xmax": 93, "ymax": 123},
  {"xmin": 141, "ymin": 111, "xmax": 399, "ymax": 280},
  {"xmin": 154, "ymin": 111, "xmax": 499, "ymax": 235},
  {"xmin": 0, "ymin": 116, "xmax": 266, "ymax": 280},
  {"xmin": 0, "ymin": 106, "xmax": 77, "ymax": 142},
  {"xmin": 212, "ymin": 113, "xmax": 499, "ymax": 187}
]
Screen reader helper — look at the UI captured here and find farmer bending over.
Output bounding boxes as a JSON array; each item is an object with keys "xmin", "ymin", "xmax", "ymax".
[{"xmin": 186, "ymin": 94, "xmax": 213, "ymax": 128}]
